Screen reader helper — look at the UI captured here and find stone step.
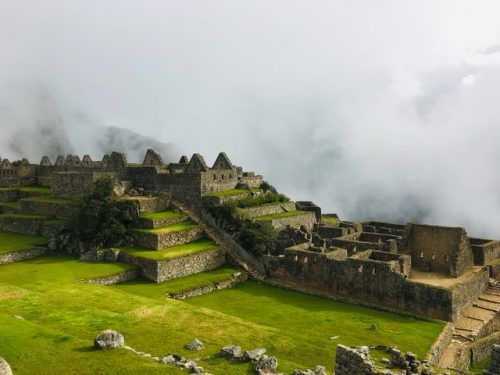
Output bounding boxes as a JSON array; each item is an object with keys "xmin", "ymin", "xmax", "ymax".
[{"xmin": 132, "ymin": 222, "xmax": 204, "ymax": 250}]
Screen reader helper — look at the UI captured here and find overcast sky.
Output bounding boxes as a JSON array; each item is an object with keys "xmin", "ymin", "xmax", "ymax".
[{"xmin": 1, "ymin": 1, "xmax": 500, "ymax": 237}]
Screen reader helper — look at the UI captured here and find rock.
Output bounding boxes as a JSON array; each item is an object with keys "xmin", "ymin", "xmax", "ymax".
[
  {"xmin": 186, "ymin": 339, "xmax": 205, "ymax": 351},
  {"xmin": 220, "ymin": 345, "xmax": 242, "ymax": 359},
  {"xmin": 293, "ymin": 370, "xmax": 314, "ymax": 375},
  {"xmin": 142, "ymin": 353, "xmax": 151, "ymax": 358},
  {"xmin": 128, "ymin": 188, "xmax": 139, "ymax": 196},
  {"xmin": 152, "ymin": 356, "xmax": 160, "ymax": 362},
  {"xmin": 244, "ymin": 348, "xmax": 267, "ymax": 361},
  {"xmin": 191, "ymin": 366, "xmax": 205, "ymax": 374},
  {"xmin": 0, "ymin": 357, "xmax": 13, "ymax": 375},
  {"xmin": 183, "ymin": 360, "xmax": 197, "ymax": 368},
  {"xmin": 161, "ymin": 354, "xmax": 184, "ymax": 363},
  {"xmin": 313, "ymin": 365, "xmax": 327, "ymax": 375},
  {"xmin": 370, "ymin": 323, "xmax": 378, "ymax": 330},
  {"xmin": 255, "ymin": 355, "xmax": 278, "ymax": 373},
  {"xmin": 93, "ymin": 329, "xmax": 125, "ymax": 349}
]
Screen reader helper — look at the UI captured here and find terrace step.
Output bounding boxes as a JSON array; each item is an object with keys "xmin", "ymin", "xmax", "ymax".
[
  {"xmin": 135, "ymin": 210, "xmax": 188, "ymax": 229},
  {"xmin": 0, "ymin": 214, "xmax": 66, "ymax": 236},
  {"xmin": 132, "ymin": 222, "xmax": 204, "ymax": 250},
  {"xmin": 18, "ymin": 198, "xmax": 79, "ymax": 220},
  {"xmin": 238, "ymin": 201, "xmax": 296, "ymax": 219},
  {"xmin": 170, "ymin": 199, "xmax": 266, "ymax": 281}
]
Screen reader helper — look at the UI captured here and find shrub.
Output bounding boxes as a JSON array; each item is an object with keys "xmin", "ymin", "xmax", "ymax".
[{"xmin": 238, "ymin": 220, "xmax": 278, "ymax": 256}]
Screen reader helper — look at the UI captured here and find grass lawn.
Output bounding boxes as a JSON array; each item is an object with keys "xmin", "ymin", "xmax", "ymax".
[
  {"xmin": 139, "ymin": 210, "xmax": 184, "ymax": 220},
  {"xmin": 0, "ymin": 256, "xmax": 446, "ymax": 375},
  {"xmin": 321, "ymin": 216, "xmax": 340, "ymax": 226},
  {"xmin": 22, "ymin": 196, "xmax": 81, "ymax": 205},
  {"xmin": 133, "ymin": 221, "xmax": 198, "ymax": 234},
  {"xmin": 118, "ymin": 240, "xmax": 219, "ymax": 260},
  {"xmin": 112, "ymin": 266, "xmax": 241, "ymax": 298},
  {"xmin": 0, "ymin": 230, "xmax": 48, "ymax": 254},
  {"xmin": 254, "ymin": 210, "xmax": 308, "ymax": 221}
]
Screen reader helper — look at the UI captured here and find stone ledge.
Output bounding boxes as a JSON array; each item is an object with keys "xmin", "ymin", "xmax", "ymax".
[{"xmin": 0, "ymin": 247, "xmax": 47, "ymax": 265}]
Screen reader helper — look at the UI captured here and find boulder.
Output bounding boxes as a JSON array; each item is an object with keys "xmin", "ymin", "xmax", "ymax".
[
  {"xmin": 220, "ymin": 345, "xmax": 242, "ymax": 359},
  {"xmin": 186, "ymin": 339, "xmax": 205, "ymax": 351},
  {"xmin": 93, "ymin": 329, "xmax": 125, "ymax": 349},
  {"xmin": 255, "ymin": 355, "xmax": 278, "ymax": 374},
  {"xmin": 0, "ymin": 357, "xmax": 13, "ymax": 375},
  {"xmin": 244, "ymin": 348, "xmax": 267, "ymax": 361}
]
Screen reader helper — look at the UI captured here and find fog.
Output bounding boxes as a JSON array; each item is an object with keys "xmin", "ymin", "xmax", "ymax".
[{"xmin": 1, "ymin": 1, "xmax": 500, "ymax": 237}]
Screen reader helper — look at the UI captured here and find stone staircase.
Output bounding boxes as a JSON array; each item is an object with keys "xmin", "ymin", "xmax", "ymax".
[
  {"xmin": 438, "ymin": 279, "xmax": 500, "ymax": 369},
  {"xmin": 170, "ymin": 199, "xmax": 266, "ymax": 281}
]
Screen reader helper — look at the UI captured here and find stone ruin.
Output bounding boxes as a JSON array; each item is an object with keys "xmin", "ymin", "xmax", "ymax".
[{"xmin": 483, "ymin": 344, "xmax": 500, "ymax": 375}]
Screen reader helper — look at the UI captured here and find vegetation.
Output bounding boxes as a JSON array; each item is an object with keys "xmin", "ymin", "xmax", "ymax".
[
  {"xmin": 235, "ymin": 192, "xmax": 289, "ymax": 208},
  {"xmin": 254, "ymin": 210, "xmax": 308, "ymax": 221},
  {"xmin": 321, "ymin": 216, "xmax": 340, "ymax": 226},
  {"xmin": 205, "ymin": 189, "xmax": 248, "ymax": 197},
  {"xmin": 117, "ymin": 240, "xmax": 219, "ymax": 260},
  {"xmin": 60, "ymin": 178, "xmax": 139, "ymax": 253},
  {"xmin": 469, "ymin": 357, "xmax": 491, "ymax": 373},
  {"xmin": 139, "ymin": 210, "xmax": 184, "ymax": 220},
  {"xmin": 112, "ymin": 266, "xmax": 241, "ymax": 297},
  {"xmin": 132, "ymin": 221, "xmax": 198, "ymax": 234},
  {"xmin": 0, "ymin": 186, "xmax": 52, "ymax": 194},
  {"xmin": 0, "ymin": 230, "xmax": 48, "ymax": 255},
  {"xmin": 0, "ymin": 255, "xmax": 444, "ymax": 374},
  {"xmin": 0, "ymin": 213, "xmax": 46, "ymax": 219},
  {"xmin": 238, "ymin": 221, "xmax": 278, "ymax": 255},
  {"xmin": 23, "ymin": 196, "xmax": 80, "ymax": 205}
]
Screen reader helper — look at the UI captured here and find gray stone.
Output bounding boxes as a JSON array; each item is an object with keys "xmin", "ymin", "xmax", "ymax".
[
  {"xmin": 191, "ymin": 366, "xmax": 205, "ymax": 374},
  {"xmin": 0, "ymin": 357, "xmax": 13, "ymax": 375},
  {"xmin": 183, "ymin": 360, "xmax": 197, "ymax": 369},
  {"xmin": 220, "ymin": 345, "xmax": 242, "ymax": 359},
  {"xmin": 313, "ymin": 365, "xmax": 327, "ymax": 375},
  {"xmin": 244, "ymin": 348, "xmax": 267, "ymax": 361},
  {"xmin": 255, "ymin": 355, "xmax": 278, "ymax": 373},
  {"xmin": 162, "ymin": 354, "xmax": 184, "ymax": 363},
  {"xmin": 93, "ymin": 329, "xmax": 125, "ymax": 349},
  {"xmin": 186, "ymin": 338, "xmax": 205, "ymax": 351}
]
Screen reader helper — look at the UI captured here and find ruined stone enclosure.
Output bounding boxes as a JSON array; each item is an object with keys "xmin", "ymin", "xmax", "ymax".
[{"xmin": 1, "ymin": 148, "xmax": 499, "ymax": 373}]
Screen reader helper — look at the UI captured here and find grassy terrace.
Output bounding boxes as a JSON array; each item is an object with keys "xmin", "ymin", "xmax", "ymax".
[
  {"xmin": 132, "ymin": 221, "xmax": 198, "ymax": 234},
  {"xmin": 205, "ymin": 188, "xmax": 248, "ymax": 197},
  {"xmin": 321, "ymin": 216, "xmax": 340, "ymax": 226},
  {"xmin": 22, "ymin": 196, "xmax": 81, "ymax": 205},
  {"xmin": 254, "ymin": 210, "xmax": 308, "ymax": 221},
  {"xmin": 0, "ymin": 213, "xmax": 46, "ymax": 220},
  {"xmin": 112, "ymin": 266, "xmax": 241, "ymax": 297},
  {"xmin": 0, "ymin": 201, "xmax": 20, "ymax": 209},
  {"xmin": 0, "ymin": 186, "xmax": 52, "ymax": 194},
  {"xmin": 118, "ymin": 240, "xmax": 219, "ymax": 260},
  {"xmin": 0, "ymin": 230, "xmax": 48, "ymax": 255},
  {"xmin": 139, "ymin": 210, "xmax": 184, "ymax": 220},
  {"xmin": 0, "ymin": 255, "xmax": 445, "ymax": 374}
]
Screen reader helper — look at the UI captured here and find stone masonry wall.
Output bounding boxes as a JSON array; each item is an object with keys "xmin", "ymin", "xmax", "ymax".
[
  {"xmin": 0, "ymin": 247, "xmax": 47, "ymax": 265},
  {"xmin": 132, "ymin": 227, "xmax": 204, "ymax": 250},
  {"xmin": 168, "ymin": 272, "xmax": 247, "ymax": 299},
  {"xmin": 335, "ymin": 345, "xmax": 377, "ymax": 375},
  {"xmin": 451, "ymin": 268, "xmax": 490, "ymax": 321},
  {"xmin": 238, "ymin": 201, "xmax": 296, "ymax": 218},
  {"xmin": 266, "ymin": 211, "xmax": 317, "ymax": 231},
  {"xmin": 81, "ymin": 269, "xmax": 139, "ymax": 285},
  {"xmin": 426, "ymin": 322, "xmax": 453, "ymax": 365},
  {"xmin": 120, "ymin": 248, "xmax": 226, "ymax": 283},
  {"xmin": 484, "ymin": 344, "xmax": 500, "ymax": 375},
  {"xmin": 19, "ymin": 199, "xmax": 79, "ymax": 220}
]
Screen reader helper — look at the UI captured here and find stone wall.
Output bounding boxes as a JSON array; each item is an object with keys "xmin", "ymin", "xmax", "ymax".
[
  {"xmin": 454, "ymin": 333, "xmax": 500, "ymax": 371},
  {"xmin": 404, "ymin": 224, "xmax": 473, "ymax": 277},
  {"xmin": 19, "ymin": 199, "xmax": 79, "ymax": 220},
  {"xmin": 81, "ymin": 269, "xmax": 139, "ymax": 285},
  {"xmin": 0, "ymin": 216, "xmax": 65, "ymax": 237},
  {"xmin": 426, "ymin": 322, "xmax": 453, "ymax": 365},
  {"xmin": 52, "ymin": 171, "xmax": 117, "ymax": 198},
  {"xmin": 238, "ymin": 202, "xmax": 296, "ymax": 218},
  {"xmin": 264, "ymin": 211, "xmax": 317, "ymax": 231},
  {"xmin": 470, "ymin": 238, "xmax": 500, "ymax": 266},
  {"xmin": 484, "ymin": 344, "xmax": 500, "ymax": 375},
  {"xmin": 451, "ymin": 268, "xmax": 490, "ymax": 321},
  {"xmin": 334, "ymin": 345, "xmax": 376, "ymax": 375},
  {"xmin": 0, "ymin": 247, "xmax": 47, "ymax": 265},
  {"xmin": 264, "ymin": 249, "xmax": 459, "ymax": 321},
  {"xmin": 132, "ymin": 226, "xmax": 204, "ymax": 250},
  {"xmin": 168, "ymin": 272, "xmax": 247, "ymax": 299},
  {"xmin": 120, "ymin": 248, "xmax": 226, "ymax": 283}
]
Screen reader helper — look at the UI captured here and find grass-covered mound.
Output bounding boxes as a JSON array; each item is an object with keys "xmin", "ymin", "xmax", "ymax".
[
  {"xmin": 0, "ymin": 230, "xmax": 48, "ymax": 255},
  {"xmin": 118, "ymin": 240, "xmax": 219, "ymax": 260},
  {"xmin": 0, "ymin": 255, "xmax": 445, "ymax": 374}
]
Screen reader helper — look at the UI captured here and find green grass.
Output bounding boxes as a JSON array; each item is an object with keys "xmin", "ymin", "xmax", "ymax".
[
  {"xmin": 139, "ymin": 210, "xmax": 184, "ymax": 220},
  {"xmin": 0, "ymin": 213, "xmax": 46, "ymax": 220},
  {"xmin": 0, "ymin": 201, "xmax": 20, "ymax": 209},
  {"xmin": 112, "ymin": 267, "xmax": 241, "ymax": 298},
  {"xmin": 118, "ymin": 240, "xmax": 219, "ymax": 260},
  {"xmin": 0, "ymin": 256, "xmax": 446, "ymax": 375},
  {"xmin": 469, "ymin": 357, "xmax": 491, "ymax": 373},
  {"xmin": 254, "ymin": 210, "xmax": 309, "ymax": 221},
  {"xmin": 205, "ymin": 189, "xmax": 248, "ymax": 197},
  {"xmin": 0, "ymin": 230, "xmax": 48, "ymax": 254},
  {"xmin": 0, "ymin": 186, "xmax": 52, "ymax": 194},
  {"xmin": 321, "ymin": 216, "xmax": 340, "ymax": 226},
  {"xmin": 22, "ymin": 196, "xmax": 81, "ymax": 205},
  {"xmin": 133, "ymin": 221, "xmax": 198, "ymax": 234}
]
